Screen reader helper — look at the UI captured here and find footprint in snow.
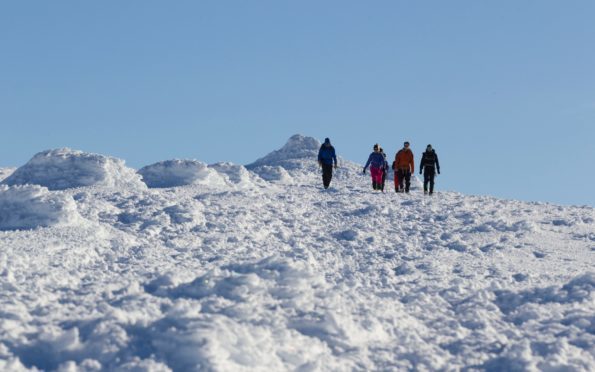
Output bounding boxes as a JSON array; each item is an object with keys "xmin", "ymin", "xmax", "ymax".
[{"xmin": 533, "ymin": 251, "xmax": 547, "ymax": 259}]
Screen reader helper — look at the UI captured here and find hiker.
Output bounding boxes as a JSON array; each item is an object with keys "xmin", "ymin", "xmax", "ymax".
[
  {"xmin": 419, "ymin": 144, "xmax": 440, "ymax": 195},
  {"xmin": 318, "ymin": 137, "xmax": 338, "ymax": 189},
  {"xmin": 393, "ymin": 141, "xmax": 414, "ymax": 193},
  {"xmin": 379, "ymin": 147, "xmax": 389, "ymax": 192},
  {"xmin": 363, "ymin": 144, "xmax": 385, "ymax": 191}
]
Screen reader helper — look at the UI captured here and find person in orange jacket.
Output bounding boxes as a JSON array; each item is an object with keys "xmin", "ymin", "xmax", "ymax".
[{"xmin": 393, "ymin": 141, "xmax": 414, "ymax": 193}]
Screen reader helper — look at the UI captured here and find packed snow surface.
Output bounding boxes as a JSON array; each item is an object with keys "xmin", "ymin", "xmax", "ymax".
[
  {"xmin": 1, "ymin": 148, "xmax": 145, "ymax": 190},
  {"xmin": 0, "ymin": 136, "xmax": 593, "ymax": 371}
]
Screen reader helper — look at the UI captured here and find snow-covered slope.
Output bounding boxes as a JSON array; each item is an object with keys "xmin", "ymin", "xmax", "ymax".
[
  {"xmin": 0, "ymin": 168, "xmax": 16, "ymax": 182},
  {"xmin": 0, "ymin": 136, "xmax": 593, "ymax": 371},
  {"xmin": 1, "ymin": 148, "xmax": 145, "ymax": 191}
]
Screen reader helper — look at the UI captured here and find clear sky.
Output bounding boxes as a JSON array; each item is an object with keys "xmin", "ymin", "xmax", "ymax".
[{"xmin": 1, "ymin": 1, "xmax": 594, "ymax": 206}]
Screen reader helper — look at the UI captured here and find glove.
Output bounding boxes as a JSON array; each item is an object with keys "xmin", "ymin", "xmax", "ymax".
[
  {"xmin": 362, "ymin": 168, "xmax": 366, "ymax": 174},
  {"xmin": 437, "ymin": 169, "xmax": 440, "ymax": 174},
  {"xmin": 419, "ymin": 170, "xmax": 422, "ymax": 175}
]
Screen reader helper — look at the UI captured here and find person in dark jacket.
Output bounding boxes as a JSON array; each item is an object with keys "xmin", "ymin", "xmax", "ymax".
[
  {"xmin": 363, "ymin": 144, "xmax": 385, "ymax": 191},
  {"xmin": 318, "ymin": 138, "xmax": 338, "ymax": 189},
  {"xmin": 419, "ymin": 144, "xmax": 440, "ymax": 195}
]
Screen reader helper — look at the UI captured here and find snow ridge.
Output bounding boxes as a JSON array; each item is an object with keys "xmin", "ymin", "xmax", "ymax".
[{"xmin": 1, "ymin": 148, "xmax": 145, "ymax": 191}]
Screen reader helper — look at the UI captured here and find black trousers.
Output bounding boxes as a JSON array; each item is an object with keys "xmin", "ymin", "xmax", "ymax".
[
  {"xmin": 397, "ymin": 169, "xmax": 411, "ymax": 192},
  {"xmin": 322, "ymin": 164, "xmax": 333, "ymax": 188},
  {"xmin": 423, "ymin": 167, "xmax": 436, "ymax": 193}
]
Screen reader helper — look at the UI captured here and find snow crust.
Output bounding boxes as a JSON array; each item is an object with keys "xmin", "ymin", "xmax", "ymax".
[
  {"xmin": 1, "ymin": 148, "xmax": 145, "ymax": 191},
  {"xmin": 0, "ymin": 135, "xmax": 593, "ymax": 370},
  {"xmin": 0, "ymin": 185, "xmax": 81, "ymax": 230}
]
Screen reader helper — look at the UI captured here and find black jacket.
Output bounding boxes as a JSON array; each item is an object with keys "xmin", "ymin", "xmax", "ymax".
[{"xmin": 420, "ymin": 150, "xmax": 440, "ymax": 172}]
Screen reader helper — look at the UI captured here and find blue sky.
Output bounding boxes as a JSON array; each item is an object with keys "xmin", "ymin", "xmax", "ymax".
[{"xmin": 1, "ymin": 1, "xmax": 594, "ymax": 206}]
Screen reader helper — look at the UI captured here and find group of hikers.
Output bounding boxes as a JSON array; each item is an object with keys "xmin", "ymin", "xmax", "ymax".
[{"xmin": 317, "ymin": 138, "xmax": 440, "ymax": 195}]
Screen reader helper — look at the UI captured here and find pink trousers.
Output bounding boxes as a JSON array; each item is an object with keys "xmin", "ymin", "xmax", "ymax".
[{"xmin": 370, "ymin": 166, "xmax": 384, "ymax": 185}]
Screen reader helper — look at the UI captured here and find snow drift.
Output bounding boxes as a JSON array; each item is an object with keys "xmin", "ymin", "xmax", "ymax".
[
  {"xmin": 138, "ymin": 160, "xmax": 268, "ymax": 189},
  {"xmin": 209, "ymin": 162, "xmax": 267, "ymax": 189},
  {"xmin": 1, "ymin": 148, "xmax": 145, "ymax": 191},
  {"xmin": 138, "ymin": 160, "xmax": 227, "ymax": 188},
  {"xmin": 0, "ymin": 185, "xmax": 81, "ymax": 230}
]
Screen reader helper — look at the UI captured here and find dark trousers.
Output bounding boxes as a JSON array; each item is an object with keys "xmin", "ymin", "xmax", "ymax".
[
  {"xmin": 322, "ymin": 164, "xmax": 333, "ymax": 189},
  {"xmin": 397, "ymin": 169, "xmax": 411, "ymax": 192},
  {"xmin": 423, "ymin": 167, "xmax": 436, "ymax": 193}
]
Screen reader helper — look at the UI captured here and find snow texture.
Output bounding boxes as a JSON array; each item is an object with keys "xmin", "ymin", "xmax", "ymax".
[
  {"xmin": 0, "ymin": 168, "xmax": 15, "ymax": 182},
  {"xmin": 1, "ymin": 148, "xmax": 145, "ymax": 191},
  {"xmin": 0, "ymin": 185, "xmax": 81, "ymax": 230},
  {"xmin": 138, "ymin": 160, "xmax": 226, "ymax": 189},
  {"xmin": 0, "ymin": 135, "xmax": 593, "ymax": 371},
  {"xmin": 138, "ymin": 160, "xmax": 267, "ymax": 190}
]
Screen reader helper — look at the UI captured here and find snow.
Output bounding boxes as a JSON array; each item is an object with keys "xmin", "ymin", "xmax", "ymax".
[
  {"xmin": 138, "ymin": 160, "xmax": 267, "ymax": 190},
  {"xmin": 0, "ymin": 135, "xmax": 593, "ymax": 370},
  {"xmin": 0, "ymin": 168, "xmax": 15, "ymax": 182},
  {"xmin": 138, "ymin": 160, "xmax": 226, "ymax": 189},
  {"xmin": 1, "ymin": 148, "xmax": 145, "ymax": 191},
  {"xmin": 0, "ymin": 185, "xmax": 81, "ymax": 231}
]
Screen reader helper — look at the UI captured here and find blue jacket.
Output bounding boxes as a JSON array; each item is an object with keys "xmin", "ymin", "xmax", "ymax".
[
  {"xmin": 318, "ymin": 144, "xmax": 337, "ymax": 165},
  {"xmin": 364, "ymin": 152, "xmax": 385, "ymax": 170}
]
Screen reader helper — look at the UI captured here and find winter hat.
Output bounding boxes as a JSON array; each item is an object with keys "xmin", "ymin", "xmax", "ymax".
[
  {"xmin": 404, "ymin": 141, "xmax": 410, "ymax": 146},
  {"xmin": 427, "ymin": 144, "xmax": 432, "ymax": 150},
  {"xmin": 324, "ymin": 138, "xmax": 331, "ymax": 144},
  {"xmin": 373, "ymin": 143, "xmax": 379, "ymax": 150}
]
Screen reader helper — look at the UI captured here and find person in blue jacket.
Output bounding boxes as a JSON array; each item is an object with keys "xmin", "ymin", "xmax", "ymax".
[
  {"xmin": 318, "ymin": 138, "xmax": 338, "ymax": 189},
  {"xmin": 363, "ymin": 144, "xmax": 386, "ymax": 191}
]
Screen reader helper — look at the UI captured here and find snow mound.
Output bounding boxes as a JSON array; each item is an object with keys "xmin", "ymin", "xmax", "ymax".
[
  {"xmin": 138, "ymin": 160, "xmax": 226, "ymax": 188},
  {"xmin": 0, "ymin": 185, "xmax": 81, "ymax": 230},
  {"xmin": 1, "ymin": 148, "xmax": 145, "ymax": 191},
  {"xmin": 246, "ymin": 134, "xmax": 325, "ymax": 180},
  {"xmin": 0, "ymin": 167, "xmax": 16, "ymax": 182},
  {"xmin": 249, "ymin": 165, "xmax": 293, "ymax": 184},
  {"xmin": 248, "ymin": 134, "xmax": 321, "ymax": 170},
  {"xmin": 209, "ymin": 162, "xmax": 266, "ymax": 189}
]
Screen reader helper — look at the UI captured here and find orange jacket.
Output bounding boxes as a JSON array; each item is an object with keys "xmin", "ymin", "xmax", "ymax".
[{"xmin": 394, "ymin": 148, "xmax": 414, "ymax": 173}]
